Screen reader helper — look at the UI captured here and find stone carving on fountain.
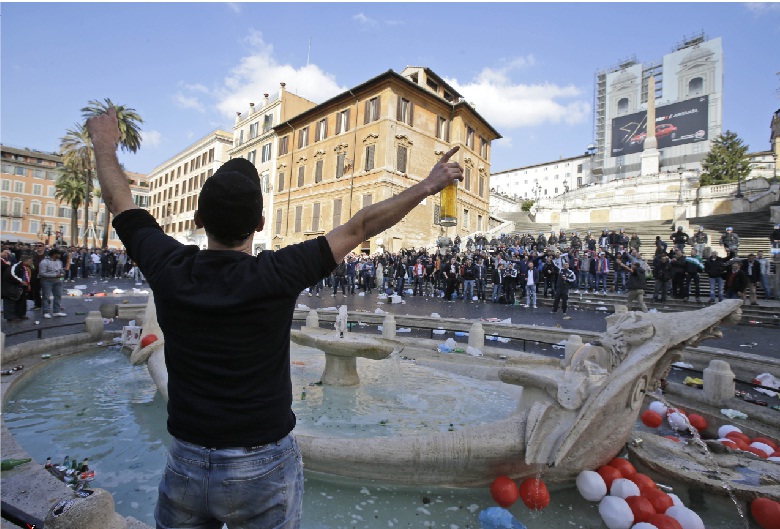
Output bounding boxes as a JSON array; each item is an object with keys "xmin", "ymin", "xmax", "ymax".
[{"xmin": 126, "ymin": 292, "xmax": 742, "ymax": 486}]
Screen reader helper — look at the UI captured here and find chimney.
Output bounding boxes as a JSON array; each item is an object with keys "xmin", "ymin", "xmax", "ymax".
[
  {"xmin": 280, "ymin": 82, "xmax": 286, "ymax": 94},
  {"xmin": 249, "ymin": 102, "xmax": 255, "ymax": 114},
  {"xmin": 264, "ymin": 93, "xmax": 269, "ymax": 106},
  {"xmin": 235, "ymin": 111, "xmax": 242, "ymax": 124}
]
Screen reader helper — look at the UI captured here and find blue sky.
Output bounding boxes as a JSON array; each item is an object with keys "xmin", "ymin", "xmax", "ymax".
[{"xmin": 2, "ymin": 2, "xmax": 778, "ymax": 175}]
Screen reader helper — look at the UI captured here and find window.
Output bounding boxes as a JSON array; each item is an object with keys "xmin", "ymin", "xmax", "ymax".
[
  {"xmin": 263, "ymin": 113, "xmax": 273, "ymax": 133},
  {"xmin": 315, "ymin": 119, "xmax": 328, "ymax": 142},
  {"xmin": 617, "ymin": 98, "xmax": 629, "ymax": 113},
  {"xmin": 426, "ymin": 77, "xmax": 439, "ymax": 92},
  {"xmin": 14, "ymin": 181, "xmax": 24, "ymax": 193},
  {"xmin": 463, "ymin": 209, "xmax": 469, "ymax": 229},
  {"xmin": 333, "ymin": 198, "xmax": 342, "ymax": 227},
  {"xmin": 0, "ymin": 180, "xmax": 9, "ymax": 191},
  {"xmin": 297, "ymin": 166, "xmax": 305, "ymax": 187},
  {"xmin": 397, "ymin": 145, "xmax": 408, "ymax": 173},
  {"xmin": 477, "ymin": 214, "xmax": 483, "ymax": 232},
  {"xmin": 0, "ymin": 197, "xmax": 7, "ymax": 215},
  {"xmin": 33, "ymin": 184, "xmax": 43, "ymax": 195},
  {"xmin": 688, "ymin": 77, "xmax": 704, "ymax": 96},
  {"xmin": 247, "ymin": 150, "xmax": 257, "ymax": 164},
  {"xmin": 15, "ymin": 166, "xmax": 25, "ymax": 176},
  {"xmin": 275, "ymin": 209, "xmax": 283, "ymax": 235},
  {"xmin": 297, "ymin": 127, "xmax": 309, "ymax": 148},
  {"xmin": 577, "ymin": 164, "xmax": 583, "ymax": 173},
  {"xmin": 58, "ymin": 205, "xmax": 71, "ymax": 218},
  {"xmin": 294, "ymin": 205, "xmax": 302, "ymax": 233},
  {"xmin": 396, "ymin": 97, "xmax": 414, "ymax": 126},
  {"xmin": 364, "ymin": 145, "xmax": 375, "ymax": 171},
  {"xmin": 261, "ymin": 143, "xmax": 272, "ymax": 163},
  {"xmin": 34, "ymin": 169, "xmax": 45, "ymax": 179},
  {"xmin": 312, "ymin": 203, "xmax": 320, "ymax": 232},
  {"xmin": 2, "ymin": 164, "xmax": 13, "ymax": 174},
  {"xmin": 336, "ymin": 153, "xmax": 345, "ymax": 179},
  {"xmin": 277, "ymin": 171, "xmax": 285, "ymax": 192},
  {"xmin": 278, "ymin": 135, "xmax": 289, "ymax": 156},
  {"xmin": 436, "ymin": 116, "xmax": 450, "ymax": 141},
  {"xmin": 11, "ymin": 219, "xmax": 21, "ymax": 232},
  {"xmin": 249, "ymin": 122, "xmax": 259, "ymax": 139},
  {"xmin": 362, "ymin": 193, "xmax": 372, "ymax": 208},
  {"xmin": 29, "ymin": 219, "xmax": 40, "ymax": 235},
  {"xmin": 238, "ymin": 130, "xmax": 244, "ymax": 146},
  {"xmin": 479, "ymin": 175, "xmax": 485, "ymax": 197},
  {"xmin": 30, "ymin": 201, "xmax": 41, "ymax": 215},
  {"xmin": 364, "ymin": 96, "xmax": 381, "ymax": 124},
  {"xmin": 577, "ymin": 176, "xmax": 582, "ymax": 188},
  {"xmin": 555, "ymin": 187, "xmax": 558, "ymax": 194},
  {"xmin": 315, "ymin": 160, "xmax": 323, "ymax": 183},
  {"xmin": 480, "ymin": 137, "xmax": 488, "ymax": 158},
  {"xmin": 335, "ymin": 109, "xmax": 351, "ymax": 134},
  {"xmin": 465, "ymin": 126, "xmax": 475, "ymax": 149},
  {"xmin": 464, "ymin": 167, "xmax": 471, "ymax": 190}
]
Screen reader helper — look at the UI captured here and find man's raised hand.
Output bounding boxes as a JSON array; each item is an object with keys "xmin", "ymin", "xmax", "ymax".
[
  {"xmin": 424, "ymin": 146, "xmax": 463, "ymax": 195},
  {"xmin": 86, "ymin": 106, "xmax": 120, "ymax": 151}
]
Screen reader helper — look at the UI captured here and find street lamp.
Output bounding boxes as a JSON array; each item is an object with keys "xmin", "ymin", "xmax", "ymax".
[
  {"xmin": 772, "ymin": 151, "xmax": 778, "ymax": 185},
  {"xmin": 677, "ymin": 166, "xmax": 684, "ymax": 205},
  {"xmin": 735, "ymin": 173, "xmax": 744, "ymax": 198},
  {"xmin": 42, "ymin": 223, "xmax": 52, "ymax": 245}
]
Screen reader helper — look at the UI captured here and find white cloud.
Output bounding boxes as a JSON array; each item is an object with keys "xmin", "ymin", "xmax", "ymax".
[
  {"xmin": 493, "ymin": 136, "xmax": 513, "ymax": 149},
  {"xmin": 444, "ymin": 57, "xmax": 591, "ymax": 130},
  {"xmin": 352, "ymin": 13, "xmax": 378, "ymax": 27},
  {"xmin": 182, "ymin": 82, "xmax": 209, "ymax": 94},
  {"xmin": 173, "ymin": 92, "xmax": 206, "ymax": 113},
  {"xmin": 142, "ymin": 130, "xmax": 162, "ymax": 148},
  {"xmin": 745, "ymin": 2, "xmax": 780, "ymax": 15},
  {"xmin": 215, "ymin": 30, "xmax": 345, "ymax": 118},
  {"xmin": 227, "ymin": 3, "xmax": 242, "ymax": 14}
]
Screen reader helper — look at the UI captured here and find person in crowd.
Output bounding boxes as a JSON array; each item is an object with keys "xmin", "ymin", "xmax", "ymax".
[
  {"xmin": 683, "ymin": 248, "xmax": 704, "ymax": 303},
  {"xmin": 756, "ymin": 250, "xmax": 773, "ymax": 300},
  {"xmin": 629, "ymin": 232, "xmax": 641, "ymax": 252},
  {"xmin": 720, "ymin": 227, "xmax": 740, "ymax": 260},
  {"xmin": 692, "ymin": 227, "xmax": 708, "ymax": 258},
  {"xmin": 30, "ymin": 243, "xmax": 45, "ymax": 310},
  {"xmin": 504, "ymin": 261, "xmax": 518, "ymax": 305},
  {"xmin": 670, "ymin": 226, "xmax": 689, "ymax": 253},
  {"xmin": 651, "ymin": 253, "xmax": 672, "ymax": 302},
  {"xmin": 475, "ymin": 257, "xmax": 488, "ymax": 302},
  {"xmin": 725, "ymin": 260, "xmax": 749, "ymax": 301},
  {"xmin": 670, "ymin": 252, "xmax": 687, "ymax": 299},
  {"xmin": 346, "ymin": 256, "xmax": 357, "ymax": 294},
  {"xmin": 2, "ymin": 252, "xmax": 32, "ymax": 323},
  {"xmin": 332, "ymin": 259, "xmax": 347, "ymax": 296},
  {"xmin": 491, "ymin": 262, "xmax": 505, "ymax": 303},
  {"xmin": 704, "ymin": 250, "xmax": 726, "ymax": 303},
  {"xmin": 621, "ymin": 260, "xmax": 648, "ymax": 312},
  {"xmin": 461, "ymin": 258, "xmax": 476, "ymax": 302},
  {"xmin": 443, "ymin": 256, "xmax": 459, "ymax": 301},
  {"xmin": 541, "ymin": 255, "xmax": 557, "ymax": 298},
  {"xmin": 411, "ymin": 258, "xmax": 425, "ymax": 296},
  {"xmin": 536, "ymin": 231, "xmax": 547, "ymax": 253},
  {"xmin": 38, "ymin": 247, "xmax": 67, "ymax": 319},
  {"xmin": 594, "ymin": 251, "xmax": 609, "ymax": 295},
  {"xmin": 771, "ymin": 224, "xmax": 780, "ymax": 251},
  {"xmin": 394, "ymin": 256, "xmax": 407, "ymax": 297},
  {"xmin": 741, "ymin": 253, "xmax": 761, "ymax": 305},
  {"xmin": 524, "ymin": 258, "xmax": 539, "ymax": 309},
  {"xmin": 614, "ymin": 248, "xmax": 631, "ymax": 293},
  {"xmin": 654, "ymin": 235, "xmax": 668, "ymax": 256},
  {"xmin": 551, "ymin": 261, "xmax": 576, "ymax": 316}
]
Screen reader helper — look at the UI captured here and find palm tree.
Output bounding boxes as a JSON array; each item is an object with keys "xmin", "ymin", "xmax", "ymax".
[
  {"xmin": 81, "ymin": 98, "xmax": 143, "ymax": 248},
  {"xmin": 55, "ymin": 159, "xmax": 87, "ymax": 247},
  {"xmin": 59, "ymin": 124, "xmax": 94, "ymax": 247}
]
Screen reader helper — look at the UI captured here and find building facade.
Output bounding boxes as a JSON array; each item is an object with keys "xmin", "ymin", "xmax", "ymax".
[
  {"xmin": 490, "ymin": 154, "xmax": 593, "ymax": 204},
  {"xmin": 1, "ymin": 145, "xmax": 147, "ymax": 248},
  {"xmin": 146, "ymin": 130, "xmax": 233, "ymax": 248},
  {"xmin": 592, "ymin": 34, "xmax": 723, "ymax": 182},
  {"xmin": 228, "ymin": 86, "xmax": 316, "ymax": 253},
  {"xmin": 271, "ymin": 67, "xmax": 500, "ymax": 253}
]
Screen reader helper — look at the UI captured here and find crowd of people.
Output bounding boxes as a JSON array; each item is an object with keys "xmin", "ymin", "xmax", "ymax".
[
  {"xmin": 1, "ymin": 242, "xmax": 144, "ymax": 323},
  {"xmin": 3, "ymin": 223, "xmax": 777, "ymax": 324}
]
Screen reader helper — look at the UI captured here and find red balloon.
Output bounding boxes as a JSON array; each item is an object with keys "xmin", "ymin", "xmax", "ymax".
[
  {"xmin": 641, "ymin": 410, "xmax": 663, "ymax": 428},
  {"xmin": 489, "ymin": 476, "xmax": 519, "ymax": 508},
  {"xmin": 771, "ymin": 451, "xmax": 780, "ymax": 458},
  {"xmin": 752, "ymin": 438, "xmax": 779, "ymax": 452},
  {"xmin": 626, "ymin": 495, "xmax": 656, "ymax": 523},
  {"xmin": 643, "ymin": 488, "xmax": 674, "ymax": 514},
  {"xmin": 726, "ymin": 431, "xmax": 751, "ymax": 445},
  {"xmin": 751, "ymin": 497, "xmax": 780, "ymax": 529},
  {"xmin": 646, "ymin": 513, "xmax": 684, "ymax": 529},
  {"xmin": 518, "ymin": 478, "xmax": 550, "ymax": 510},
  {"xmin": 720, "ymin": 439, "xmax": 738, "ymax": 449},
  {"xmin": 630, "ymin": 473, "xmax": 657, "ymax": 494},
  {"xmin": 663, "ymin": 435, "xmax": 681, "ymax": 442},
  {"xmin": 141, "ymin": 334, "xmax": 158, "ymax": 348},
  {"xmin": 745, "ymin": 446, "xmax": 768, "ymax": 459},
  {"xmin": 597, "ymin": 465, "xmax": 623, "ymax": 491},
  {"xmin": 608, "ymin": 457, "xmax": 637, "ymax": 479},
  {"xmin": 687, "ymin": 414, "xmax": 707, "ymax": 431},
  {"xmin": 666, "ymin": 407, "xmax": 686, "ymax": 416}
]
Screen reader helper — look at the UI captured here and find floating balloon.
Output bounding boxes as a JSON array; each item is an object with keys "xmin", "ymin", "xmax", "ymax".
[
  {"xmin": 609, "ymin": 457, "xmax": 637, "ymax": 479},
  {"xmin": 626, "ymin": 495, "xmax": 655, "ymax": 523},
  {"xmin": 629, "ymin": 473, "xmax": 657, "ymax": 494},
  {"xmin": 751, "ymin": 497, "xmax": 780, "ymax": 529},
  {"xmin": 745, "ymin": 446, "xmax": 768, "ymax": 459},
  {"xmin": 643, "ymin": 489, "xmax": 674, "ymax": 514},
  {"xmin": 663, "ymin": 435, "xmax": 681, "ymax": 443},
  {"xmin": 666, "ymin": 407, "xmax": 686, "ymax": 416},
  {"xmin": 518, "ymin": 477, "xmax": 550, "ymax": 510},
  {"xmin": 687, "ymin": 414, "xmax": 707, "ymax": 431},
  {"xmin": 726, "ymin": 431, "xmax": 751, "ymax": 445},
  {"xmin": 718, "ymin": 438, "xmax": 738, "ymax": 449},
  {"xmin": 717, "ymin": 425, "xmax": 741, "ymax": 438},
  {"xmin": 666, "ymin": 506, "xmax": 704, "ymax": 529},
  {"xmin": 645, "ymin": 513, "xmax": 684, "ymax": 529},
  {"xmin": 489, "ymin": 476, "xmax": 519, "ymax": 508},
  {"xmin": 768, "ymin": 456, "xmax": 780, "ymax": 463},
  {"xmin": 576, "ymin": 470, "xmax": 607, "ymax": 502},
  {"xmin": 598, "ymin": 465, "xmax": 623, "ymax": 491},
  {"xmin": 641, "ymin": 410, "xmax": 663, "ymax": 428},
  {"xmin": 750, "ymin": 442, "xmax": 775, "ymax": 458},
  {"xmin": 667, "ymin": 412, "xmax": 689, "ymax": 431},
  {"xmin": 667, "ymin": 493, "xmax": 684, "ymax": 508},
  {"xmin": 752, "ymin": 438, "xmax": 779, "ymax": 452},
  {"xmin": 632, "ymin": 524, "xmax": 660, "ymax": 529},
  {"xmin": 610, "ymin": 478, "xmax": 641, "ymax": 499},
  {"xmin": 140, "ymin": 334, "xmax": 158, "ymax": 349},
  {"xmin": 648, "ymin": 401, "xmax": 668, "ymax": 416},
  {"xmin": 598, "ymin": 496, "xmax": 634, "ymax": 529}
]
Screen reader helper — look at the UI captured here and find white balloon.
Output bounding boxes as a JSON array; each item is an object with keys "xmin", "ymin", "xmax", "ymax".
[
  {"xmin": 668, "ymin": 493, "xmax": 684, "ymax": 508},
  {"xmin": 749, "ymin": 442, "xmax": 774, "ymax": 457},
  {"xmin": 666, "ymin": 505, "xmax": 705, "ymax": 529},
  {"xmin": 577, "ymin": 470, "xmax": 607, "ymax": 502},
  {"xmin": 717, "ymin": 424, "xmax": 741, "ymax": 438},
  {"xmin": 599, "ymin": 496, "xmax": 634, "ymax": 529},
  {"xmin": 768, "ymin": 456, "xmax": 780, "ymax": 462},
  {"xmin": 648, "ymin": 401, "xmax": 667, "ymax": 416},
  {"xmin": 667, "ymin": 412, "xmax": 690, "ymax": 431},
  {"xmin": 610, "ymin": 478, "xmax": 641, "ymax": 499},
  {"xmin": 631, "ymin": 524, "xmax": 659, "ymax": 529}
]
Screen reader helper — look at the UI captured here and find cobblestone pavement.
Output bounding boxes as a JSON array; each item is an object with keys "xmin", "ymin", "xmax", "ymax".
[{"xmin": 3, "ymin": 277, "xmax": 778, "ymax": 361}]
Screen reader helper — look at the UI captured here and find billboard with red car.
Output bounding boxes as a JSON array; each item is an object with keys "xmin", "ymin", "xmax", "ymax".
[{"xmin": 611, "ymin": 95, "xmax": 709, "ymax": 157}]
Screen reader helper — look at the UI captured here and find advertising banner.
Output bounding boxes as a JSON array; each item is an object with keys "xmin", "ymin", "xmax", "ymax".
[{"xmin": 611, "ymin": 95, "xmax": 709, "ymax": 157}]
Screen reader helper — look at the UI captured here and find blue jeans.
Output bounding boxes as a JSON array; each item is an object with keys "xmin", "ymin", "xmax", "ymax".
[
  {"xmin": 526, "ymin": 284, "xmax": 537, "ymax": 306},
  {"xmin": 155, "ymin": 434, "xmax": 303, "ymax": 529},
  {"xmin": 40, "ymin": 278, "xmax": 63, "ymax": 314},
  {"xmin": 709, "ymin": 277, "xmax": 723, "ymax": 301},
  {"xmin": 596, "ymin": 272, "xmax": 608, "ymax": 292},
  {"xmin": 463, "ymin": 279, "xmax": 475, "ymax": 300}
]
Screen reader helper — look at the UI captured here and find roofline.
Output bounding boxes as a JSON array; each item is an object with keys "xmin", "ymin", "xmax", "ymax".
[
  {"xmin": 492, "ymin": 153, "xmax": 590, "ymax": 175},
  {"xmin": 0, "ymin": 144, "xmax": 62, "ymax": 162},
  {"xmin": 147, "ymin": 129, "xmax": 232, "ymax": 175}
]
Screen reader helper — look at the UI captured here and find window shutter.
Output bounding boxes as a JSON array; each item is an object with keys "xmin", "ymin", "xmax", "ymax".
[
  {"xmin": 364, "ymin": 100, "xmax": 370, "ymax": 124},
  {"xmin": 315, "ymin": 160, "xmax": 323, "ymax": 183},
  {"xmin": 375, "ymin": 96, "xmax": 380, "ymax": 121},
  {"xmin": 409, "ymin": 102, "xmax": 414, "ymax": 127},
  {"xmin": 445, "ymin": 120, "xmax": 450, "ymax": 142},
  {"xmin": 397, "ymin": 145, "xmax": 407, "ymax": 173},
  {"xmin": 396, "ymin": 97, "xmax": 402, "ymax": 121},
  {"xmin": 364, "ymin": 145, "xmax": 375, "ymax": 171},
  {"xmin": 297, "ymin": 129, "xmax": 304, "ymax": 149},
  {"xmin": 344, "ymin": 109, "xmax": 351, "ymax": 132},
  {"xmin": 275, "ymin": 208, "xmax": 283, "ymax": 235},
  {"xmin": 335, "ymin": 113, "xmax": 342, "ymax": 135},
  {"xmin": 333, "ymin": 198, "xmax": 342, "ymax": 227},
  {"xmin": 336, "ymin": 153, "xmax": 345, "ymax": 178},
  {"xmin": 312, "ymin": 203, "xmax": 320, "ymax": 232},
  {"xmin": 298, "ymin": 166, "xmax": 305, "ymax": 187}
]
